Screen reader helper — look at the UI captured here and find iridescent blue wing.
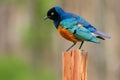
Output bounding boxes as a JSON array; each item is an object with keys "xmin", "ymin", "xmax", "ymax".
[
  {"xmin": 77, "ymin": 19, "xmax": 111, "ymax": 39},
  {"xmin": 64, "ymin": 12, "xmax": 110, "ymax": 38},
  {"xmin": 60, "ymin": 18, "xmax": 100, "ymax": 43}
]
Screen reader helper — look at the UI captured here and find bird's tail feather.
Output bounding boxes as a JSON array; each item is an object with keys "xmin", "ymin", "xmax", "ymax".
[{"xmin": 94, "ymin": 30, "xmax": 111, "ymax": 39}]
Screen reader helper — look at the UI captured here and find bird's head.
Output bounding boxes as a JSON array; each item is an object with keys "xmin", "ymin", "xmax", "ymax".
[{"xmin": 44, "ymin": 6, "xmax": 65, "ymax": 21}]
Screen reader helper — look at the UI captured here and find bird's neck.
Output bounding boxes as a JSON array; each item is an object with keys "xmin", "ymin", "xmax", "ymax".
[
  {"xmin": 53, "ymin": 11, "xmax": 67, "ymax": 29},
  {"xmin": 54, "ymin": 20, "xmax": 60, "ymax": 29}
]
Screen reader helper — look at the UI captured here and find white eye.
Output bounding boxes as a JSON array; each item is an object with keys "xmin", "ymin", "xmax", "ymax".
[{"xmin": 51, "ymin": 12, "xmax": 54, "ymax": 15}]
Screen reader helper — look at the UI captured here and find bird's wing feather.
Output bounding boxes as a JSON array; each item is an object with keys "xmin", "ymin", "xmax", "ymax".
[
  {"xmin": 60, "ymin": 18, "xmax": 100, "ymax": 43},
  {"xmin": 64, "ymin": 12, "xmax": 110, "ymax": 38}
]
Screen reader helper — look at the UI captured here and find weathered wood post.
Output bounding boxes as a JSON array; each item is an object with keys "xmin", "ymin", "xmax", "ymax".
[{"xmin": 62, "ymin": 49, "xmax": 88, "ymax": 80}]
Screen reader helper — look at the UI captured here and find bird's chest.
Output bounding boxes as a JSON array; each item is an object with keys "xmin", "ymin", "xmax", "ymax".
[{"xmin": 58, "ymin": 25, "xmax": 78, "ymax": 43}]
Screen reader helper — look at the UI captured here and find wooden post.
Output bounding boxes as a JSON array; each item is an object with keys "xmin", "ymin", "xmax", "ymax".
[{"xmin": 62, "ymin": 49, "xmax": 88, "ymax": 80}]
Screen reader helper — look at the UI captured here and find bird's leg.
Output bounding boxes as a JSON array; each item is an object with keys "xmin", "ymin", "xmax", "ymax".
[
  {"xmin": 66, "ymin": 43, "xmax": 76, "ymax": 51},
  {"xmin": 79, "ymin": 41, "xmax": 84, "ymax": 49}
]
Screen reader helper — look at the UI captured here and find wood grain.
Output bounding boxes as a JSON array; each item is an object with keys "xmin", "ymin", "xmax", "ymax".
[{"xmin": 62, "ymin": 50, "xmax": 88, "ymax": 80}]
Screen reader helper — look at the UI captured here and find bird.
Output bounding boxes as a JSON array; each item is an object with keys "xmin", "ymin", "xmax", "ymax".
[{"xmin": 45, "ymin": 6, "xmax": 110, "ymax": 51}]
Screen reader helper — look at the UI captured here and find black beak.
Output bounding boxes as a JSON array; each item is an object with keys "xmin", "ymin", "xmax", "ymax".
[{"xmin": 44, "ymin": 16, "xmax": 48, "ymax": 20}]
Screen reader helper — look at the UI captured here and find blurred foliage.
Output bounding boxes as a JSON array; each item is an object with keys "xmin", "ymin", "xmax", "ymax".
[
  {"xmin": 35, "ymin": 66, "xmax": 59, "ymax": 80},
  {"xmin": 0, "ymin": 0, "xmax": 59, "ymax": 80},
  {"xmin": 22, "ymin": 0, "xmax": 55, "ymax": 52},
  {"xmin": 0, "ymin": 56, "xmax": 31, "ymax": 80},
  {"xmin": 0, "ymin": 56, "xmax": 58, "ymax": 80},
  {"xmin": 0, "ymin": 0, "xmax": 26, "ymax": 6}
]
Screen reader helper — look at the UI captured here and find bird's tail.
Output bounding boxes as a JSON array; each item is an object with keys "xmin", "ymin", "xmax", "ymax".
[{"xmin": 94, "ymin": 30, "xmax": 111, "ymax": 39}]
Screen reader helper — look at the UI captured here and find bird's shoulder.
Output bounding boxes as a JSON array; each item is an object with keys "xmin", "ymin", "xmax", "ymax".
[
  {"xmin": 60, "ymin": 18, "xmax": 78, "ymax": 28},
  {"xmin": 60, "ymin": 12, "xmax": 97, "ymax": 32},
  {"xmin": 60, "ymin": 18, "xmax": 90, "ymax": 34},
  {"xmin": 61, "ymin": 12, "xmax": 89, "ymax": 25}
]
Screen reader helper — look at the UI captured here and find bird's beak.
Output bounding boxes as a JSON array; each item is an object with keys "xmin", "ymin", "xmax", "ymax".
[{"xmin": 44, "ymin": 16, "xmax": 48, "ymax": 20}]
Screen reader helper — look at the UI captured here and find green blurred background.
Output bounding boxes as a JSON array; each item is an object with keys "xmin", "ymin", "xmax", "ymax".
[{"xmin": 0, "ymin": 0, "xmax": 119, "ymax": 80}]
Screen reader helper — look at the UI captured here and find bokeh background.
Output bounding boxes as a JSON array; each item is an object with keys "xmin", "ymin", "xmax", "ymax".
[{"xmin": 0, "ymin": 0, "xmax": 119, "ymax": 80}]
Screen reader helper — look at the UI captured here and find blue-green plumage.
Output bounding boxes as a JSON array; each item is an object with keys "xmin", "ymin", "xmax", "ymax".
[
  {"xmin": 60, "ymin": 18, "xmax": 100, "ymax": 43},
  {"xmin": 45, "ymin": 6, "xmax": 110, "ymax": 51},
  {"xmin": 54, "ymin": 6, "xmax": 110, "ymax": 39}
]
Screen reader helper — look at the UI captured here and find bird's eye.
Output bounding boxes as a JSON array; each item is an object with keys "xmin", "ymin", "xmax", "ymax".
[{"xmin": 51, "ymin": 12, "xmax": 54, "ymax": 15}]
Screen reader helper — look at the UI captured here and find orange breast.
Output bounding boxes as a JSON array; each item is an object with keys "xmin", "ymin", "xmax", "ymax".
[{"xmin": 58, "ymin": 25, "xmax": 78, "ymax": 43}]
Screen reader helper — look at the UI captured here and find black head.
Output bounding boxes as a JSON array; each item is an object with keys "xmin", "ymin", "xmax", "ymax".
[{"xmin": 45, "ymin": 7, "xmax": 60, "ymax": 21}]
